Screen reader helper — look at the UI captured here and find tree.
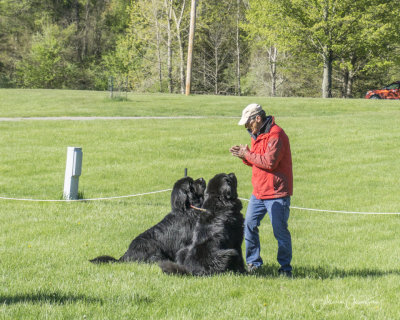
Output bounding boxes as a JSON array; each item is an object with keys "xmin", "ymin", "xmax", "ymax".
[
  {"xmin": 335, "ymin": 2, "xmax": 400, "ymax": 97},
  {"xmin": 164, "ymin": 0, "xmax": 173, "ymax": 93},
  {"xmin": 170, "ymin": 0, "xmax": 189, "ymax": 94},
  {"xmin": 235, "ymin": 0, "xmax": 249, "ymax": 96},
  {"xmin": 244, "ymin": 0, "xmax": 285, "ymax": 96},
  {"xmin": 2, "ymin": 0, "xmax": 399, "ymax": 95},
  {"xmin": 0, "ymin": 0, "xmax": 41, "ymax": 87},
  {"xmin": 16, "ymin": 23, "xmax": 77, "ymax": 88},
  {"xmin": 109, "ymin": 0, "xmax": 159, "ymax": 91},
  {"xmin": 0, "ymin": 0, "xmax": 131, "ymax": 89},
  {"xmin": 108, "ymin": 0, "xmax": 191, "ymax": 93},
  {"xmin": 246, "ymin": 0, "xmax": 400, "ymax": 98},
  {"xmin": 194, "ymin": 0, "xmax": 238, "ymax": 94}
]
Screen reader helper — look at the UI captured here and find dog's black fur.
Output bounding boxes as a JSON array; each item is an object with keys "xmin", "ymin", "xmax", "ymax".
[
  {"xmin": 159, "ymin": 173, "xmax": 246, "ymax": 276},
  {"xmin": 90, "ymin": 176, "xmax": 206, "ymax": 264}
]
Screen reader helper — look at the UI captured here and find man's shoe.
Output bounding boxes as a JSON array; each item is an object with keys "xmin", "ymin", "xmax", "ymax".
[
  {"xmin": 247, "ymin": 264, "xmax": 260, "ymax": 273},
  {"xmin": 278, "ymin": 269, "xmax": 293, "ymax": 278}
]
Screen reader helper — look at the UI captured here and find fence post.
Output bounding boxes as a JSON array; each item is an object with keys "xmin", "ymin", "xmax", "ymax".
[
  {"xmin": 63, "ymin": 147, "xmax": 83, "ymax": 200},
  {"xmin": 109, "ymin": 76, "xmax": 114, "ymax": 99}
]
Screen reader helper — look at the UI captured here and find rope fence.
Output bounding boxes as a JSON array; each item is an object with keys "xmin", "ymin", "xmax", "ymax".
[
  {"xmin": 238, "ymin": 198, "xmax": 400, "ymax": 215},
  {"xmin": 0, "ymin": 190, "xmax": 399, "ymax": 215},
  {"xmin": 0, "ymin": 189, "xmax": 172, "ymax": 202}
]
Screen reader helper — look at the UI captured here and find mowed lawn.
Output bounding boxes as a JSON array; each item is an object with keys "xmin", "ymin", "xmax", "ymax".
[{"xmin": 0, "ymin": 89, "xmax": 399, "ymax": 319}]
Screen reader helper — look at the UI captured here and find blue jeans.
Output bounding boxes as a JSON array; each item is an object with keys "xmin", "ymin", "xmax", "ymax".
[{"xmin": 244, "ymin": 195, "xmax": 292, "ymax": 271}]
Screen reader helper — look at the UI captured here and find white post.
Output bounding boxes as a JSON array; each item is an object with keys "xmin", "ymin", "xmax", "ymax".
[{"xmin": 63, "ymin": 147, "xmax": 83, "ymax": 200}]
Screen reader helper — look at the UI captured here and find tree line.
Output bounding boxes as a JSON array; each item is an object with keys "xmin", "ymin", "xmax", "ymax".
[{"xmin": 1, "ymin": 0, "xmax": 399, "ymax": 98}]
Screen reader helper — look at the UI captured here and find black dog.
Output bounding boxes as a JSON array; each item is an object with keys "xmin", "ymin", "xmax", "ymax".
[
  {"xmin": 90, "ymin": 176, "xmax": 206, "ymax": 264},
  {"xmin": 159, "ymin": 173, "xmax": 246, "ymax": 276}
]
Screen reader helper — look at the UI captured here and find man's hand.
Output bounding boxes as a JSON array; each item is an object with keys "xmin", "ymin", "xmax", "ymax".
[{"xmin": 229, "ymin": 144, "xmax": 249, "ymax": 159}]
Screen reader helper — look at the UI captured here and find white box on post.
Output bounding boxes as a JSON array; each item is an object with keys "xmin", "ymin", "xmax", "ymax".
[{"xmin": 63, "ymin": 147, "xmax": 83, "ymax": 200}]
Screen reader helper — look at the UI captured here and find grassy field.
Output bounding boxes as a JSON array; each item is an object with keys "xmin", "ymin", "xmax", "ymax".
[{"xmin": 1, "ymin": 89, "xmax": 400, "ymax": 319}]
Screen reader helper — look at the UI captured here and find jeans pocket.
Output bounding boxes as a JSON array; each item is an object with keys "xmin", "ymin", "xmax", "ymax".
[{"xmin": 282, "ymin": 197, "xmax": 291, "ymax": 210}]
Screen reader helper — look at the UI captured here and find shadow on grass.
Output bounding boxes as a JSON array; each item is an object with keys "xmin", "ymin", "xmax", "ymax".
[
  {"xmin": 0, "ymin": 290, "xmax": 154, "ymax": 306},
  {"xmin": 250, "ymin": 263, "xmax": 400, "ymax": 279},
  {"xmin": 0, "ymin": 290, "xmax": 102, "ymax": 305}
]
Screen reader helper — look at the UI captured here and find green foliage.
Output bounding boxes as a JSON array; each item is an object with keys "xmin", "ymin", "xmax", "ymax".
[
  {"xmin": 104, "ymin": 0, "xmax": 166, "ymax": 92},
  {"xmin": 1, "ymin": 0, "xmax": 400, "ymax": 96},
  {"xmin": 1, "ymin": 0, "xmax": 131, "ymax": 89},
  {"xmin": 246, "ymin": 0, "xmax": 400, "ymax": 97},
  {"xmin": 16, "ymin": 23, "xmax": 77, "ymax": 88},
  {"xmin": 194, "ymin": 0, "xmax": 238, "ymax": 94}
]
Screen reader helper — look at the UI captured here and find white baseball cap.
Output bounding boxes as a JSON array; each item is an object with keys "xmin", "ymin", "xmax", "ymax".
[{"xmin": 238, "ymin": 103, "xmax": 263, "ymax": 125}]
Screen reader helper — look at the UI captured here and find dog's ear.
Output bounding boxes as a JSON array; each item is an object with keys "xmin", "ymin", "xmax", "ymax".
[
  {"xmin": 171, "ymin": 188, "xmax": 186, "ymax": 211},
  {"xmin": 221, "ymin": 177, "xmax": 233, "ymax": 200},
  {"xmin": 171, "ymin": 178, "xmax": 192, "ymax": 211},
  {"xmin": 194, "ymin": 178, "xmax": 206, "ymax": 194},
  {"xmin": 228, "ymin": 173, "xmax": 237, "ymax": 189},
  {"xmin": 223, "ymin": 173, "xmax": 237, "ymax": 200}
]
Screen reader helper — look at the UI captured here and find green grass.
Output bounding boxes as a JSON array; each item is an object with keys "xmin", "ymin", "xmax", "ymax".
[
  {"xmin": 1, "ymin": 89, "xmax": 400, "ymax": 319},
  {"xmin": 1, "ymin": 88, "xmax": 399, "ymax": 118}
]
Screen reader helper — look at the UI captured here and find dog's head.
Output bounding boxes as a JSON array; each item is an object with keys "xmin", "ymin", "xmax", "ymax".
[
  {"xmin": 202, "ymin": 173, "xmax": 241, "ymax": 212},
  {"xmin": 171, "ymin": 177, "xmax": 206, "ymax": 212}
]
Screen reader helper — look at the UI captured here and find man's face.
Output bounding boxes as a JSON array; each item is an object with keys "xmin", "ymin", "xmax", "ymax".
[{"xmin": 245, "ymin": 115, "xmax": 262, "ymax": 135}]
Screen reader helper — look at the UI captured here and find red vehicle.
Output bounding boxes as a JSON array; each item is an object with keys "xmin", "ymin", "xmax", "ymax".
[{"xmin": 365, "ymin": 81, "xmax": 400, "ymax": 99}]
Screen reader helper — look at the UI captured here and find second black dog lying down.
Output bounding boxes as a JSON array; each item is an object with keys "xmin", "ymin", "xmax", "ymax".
[
  {"xmin": 159, "ymin": 173, "xmax": 246, "ymax": 276},
  {"xmin": 90, "ymin": 176, "xmax": 206, "ymax": 264}
]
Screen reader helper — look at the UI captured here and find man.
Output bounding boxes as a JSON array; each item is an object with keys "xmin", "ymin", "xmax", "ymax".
[{"xmin": 229, "ymin": 103, "xmax": 293, "ymax": 277}]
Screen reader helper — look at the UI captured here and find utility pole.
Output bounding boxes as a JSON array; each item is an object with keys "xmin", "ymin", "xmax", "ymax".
[{"xmin": 185, "ymin": 0, "xmax": 197, "ymax": 96}]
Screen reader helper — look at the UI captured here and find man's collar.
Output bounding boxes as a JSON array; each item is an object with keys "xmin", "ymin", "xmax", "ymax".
[{"xmin": 247, "ymin": 116, "xmax": 274, "ymax": 139}]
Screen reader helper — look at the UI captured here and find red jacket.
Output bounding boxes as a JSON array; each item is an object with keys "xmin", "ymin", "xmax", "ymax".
[{"xmin": 243, "ymin": 117, "xmax": 293, "ymax": 199}]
